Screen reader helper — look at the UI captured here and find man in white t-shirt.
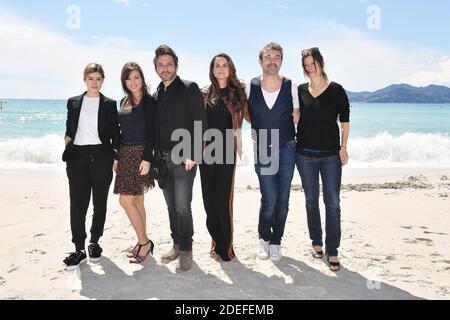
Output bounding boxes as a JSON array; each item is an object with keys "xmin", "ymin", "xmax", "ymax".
[{"xmin": 246, "ymin": 42, "xmax": 299, "ymax": 262}]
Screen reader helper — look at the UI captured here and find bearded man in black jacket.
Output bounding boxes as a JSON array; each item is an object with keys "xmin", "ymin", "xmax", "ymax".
[{"xmin": 153, "ymin": 45, "xmax": 207, "ymax": 272}]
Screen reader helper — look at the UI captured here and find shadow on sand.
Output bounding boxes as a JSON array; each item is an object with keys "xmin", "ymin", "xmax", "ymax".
[{"xmin": 76, "ymin": 254, "xmax": 422, "ymax": 300}]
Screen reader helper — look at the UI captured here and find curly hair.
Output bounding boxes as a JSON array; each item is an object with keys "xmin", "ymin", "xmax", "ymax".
[{"xmin": 153, "ymin": 44, "xmax": 179, "ymax": 67}]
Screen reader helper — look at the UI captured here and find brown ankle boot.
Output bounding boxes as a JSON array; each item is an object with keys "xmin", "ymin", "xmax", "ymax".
[
  {"xmin": 176, "ymin": 250, "xmax": 192, "ymax": 272},
  {"xmin": 160, "ymin": 244, "xmax": 180, "ymax": 264}
]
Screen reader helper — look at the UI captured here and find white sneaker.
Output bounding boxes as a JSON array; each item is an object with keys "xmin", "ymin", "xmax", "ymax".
[
  {"xmin": 269, "ymin": 245, "xmax": 282, "ymax": 261},
  {"xmin": 257, "ymin": 239, "xmax": 270, "ymax": 260}
]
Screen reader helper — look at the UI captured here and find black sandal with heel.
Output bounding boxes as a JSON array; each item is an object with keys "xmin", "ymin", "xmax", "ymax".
[
  {"xmin": 129, "ymin": 239, "xmax": 154, "ymax": 264},
  {"xmin": 127, "ymin": 243, "xmax": 139, "ymax": 258}
]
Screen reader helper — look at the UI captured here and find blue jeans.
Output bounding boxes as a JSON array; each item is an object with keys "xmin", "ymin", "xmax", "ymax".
[
  {"xmin": 296, "ymin": 154, "xmax": 342, "ymax": 256},
  {"xmin": 254, "ymin": 140, "xmax": 296, "ymax": 245}
]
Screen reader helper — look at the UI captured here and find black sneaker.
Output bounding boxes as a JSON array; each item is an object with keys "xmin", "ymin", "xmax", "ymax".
[
  {"xmin": 88, "ymin": 243, "xmax": 103, "ymax": 262},
  {"xmin": 63, "ymin": 250, "xmax": 87, "ymax": 270}
]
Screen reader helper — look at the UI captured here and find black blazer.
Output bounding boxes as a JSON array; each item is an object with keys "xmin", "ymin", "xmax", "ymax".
[
  {"xmin": 153, "ymin": 76, "xmax": 207, "ymax": 163},
  {"xmin": 65, "ymin": 92, "xmax": 120, "ymax": 157}
]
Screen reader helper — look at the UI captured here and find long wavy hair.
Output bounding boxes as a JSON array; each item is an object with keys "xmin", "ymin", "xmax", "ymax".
[
  {"xmin": 206, "ymin": 53, "xmax": 245, "ymax": 112},
  {"xmin": 120, "ymin": 62, "xmax": 148, "ymax": 111}
]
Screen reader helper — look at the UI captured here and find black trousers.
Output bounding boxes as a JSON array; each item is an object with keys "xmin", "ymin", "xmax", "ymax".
[
  {"xmin": 199, "ymin": 162, "xmax": 236, "ymax": 261},
  {"xmin": 66, "ymin": 145, "xmax": 113, "ymax": 251}
]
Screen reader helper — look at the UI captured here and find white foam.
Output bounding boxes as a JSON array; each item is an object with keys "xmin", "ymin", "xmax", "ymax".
[
  {"xmin": 348, "ymin": 132, "xmax": 450, "ymax": 168},
  {"xmin": 238, "ymin": 131, "xmax": 450, "ymax": 169},
  {"xmin": 0, "ymin": 134, "xmax": 64, "ymax": 167},
  {"xmin": 1, "ymin": 132, "xmax": 449, "ymax": 169}
]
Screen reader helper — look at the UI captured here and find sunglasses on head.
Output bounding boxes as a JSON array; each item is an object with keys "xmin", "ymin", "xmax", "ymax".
[{"xmin": 301, "ymin": 47, "xmax": 320, "ymax": 56}]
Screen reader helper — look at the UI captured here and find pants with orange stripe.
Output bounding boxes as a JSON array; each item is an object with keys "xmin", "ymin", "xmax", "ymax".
[{"xmin": 199, "ymin": 162, "xmax": 236, "ymax": 261}]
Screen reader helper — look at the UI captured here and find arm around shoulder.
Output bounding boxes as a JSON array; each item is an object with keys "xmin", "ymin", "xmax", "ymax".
[
  {"xmin": 187, "ymin": 82, "xmax": 207, "ymax": 126},
  {"xmin": 143, "ymin": 96, "xmax": 157, "ymax": 162}
]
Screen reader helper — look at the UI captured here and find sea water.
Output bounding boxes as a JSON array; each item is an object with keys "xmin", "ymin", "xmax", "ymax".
[{"xmin": 1, "ymin": 100, "xmax": 449, "ymax": 169}]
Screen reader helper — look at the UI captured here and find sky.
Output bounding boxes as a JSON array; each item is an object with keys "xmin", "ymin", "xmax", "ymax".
[{"xmin": 0, "ymin": 0, "xmax": 450, "ymax": 99}]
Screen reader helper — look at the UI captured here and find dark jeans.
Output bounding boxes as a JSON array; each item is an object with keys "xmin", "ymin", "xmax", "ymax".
[
  {"xmin": 254, "ymin": 140, "xmax": 296, "ymax": 245},
  {"xmin": 296, "ymin": 153, "xmax": 342, "ymax": 257},
  {"xmin": 66, "ymin": 145, "xmax": 114, "ymax": 251},
  {"xmin": 162, "ymin": 154, "xmax": 197, "ymax": 251},
  {"xmin": 200, "ymin": 161, "xmax": 236, "ymax": 261}
]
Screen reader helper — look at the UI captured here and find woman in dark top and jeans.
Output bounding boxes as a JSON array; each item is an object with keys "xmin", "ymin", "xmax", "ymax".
[
  {"xmin": 113, "ymin": 62, "xmax": 157, "ymax": 263},
  {"xmin": 200, "ymin": 53, "xmax": 248, "ymax": 261},
  {"xmin": 296, "ymin": 48, "xmax": 350, "ymax": 271}
]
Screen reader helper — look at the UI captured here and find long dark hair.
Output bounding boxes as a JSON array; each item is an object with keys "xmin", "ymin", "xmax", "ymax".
[
  {"xmin": 207, "ymin": 53, "xmax": 245, "ymax": 112},
  {"xmin": 301, "ymin": 47, "xmax": 328, "ymax": 82},
  {"xmin": 120, "ymin": 62, "xmax": 148, "ymax": 110}
]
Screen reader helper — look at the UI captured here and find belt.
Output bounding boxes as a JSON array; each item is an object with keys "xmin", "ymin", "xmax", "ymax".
[
  {"xmin": 121, "ymin": 142, "xmax": 145, "ymax": 146},
  {"xmin": 73, "ymin": 144, "xmax": 105, "ymax": 151}
]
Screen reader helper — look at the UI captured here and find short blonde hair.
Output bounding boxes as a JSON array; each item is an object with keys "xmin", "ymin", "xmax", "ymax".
[{"xmin": 83, "ymin": 63, "xmax": 105, "ymax": 81}]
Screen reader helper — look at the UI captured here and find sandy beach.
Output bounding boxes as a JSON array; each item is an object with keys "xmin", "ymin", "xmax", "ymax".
[{"xmin": 0, "ymin": 165, "xmax": 449, "ymax": 300}]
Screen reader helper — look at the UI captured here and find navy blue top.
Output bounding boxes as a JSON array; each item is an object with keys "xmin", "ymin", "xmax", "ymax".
[
  {"xmin": 119, "ymin": 101, "xmax": 146, "ymax": 144},
  {"xmin": 247, "ymin": 77, "xmax": 295, "ymax": 150},
  {"xmin": 118, "ymin": 93, "xmax": 157, "ymax": 161}
]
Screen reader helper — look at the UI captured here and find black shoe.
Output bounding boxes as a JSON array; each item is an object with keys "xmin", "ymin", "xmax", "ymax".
[
  {"xmin": 63, "ymin": 250, "xmax": 87, "ymax": 270},
  {"xmin": 129, "ymin": 240, "xmax": 154, "ymax": 264},
  {"xmin": 312, "ymin": 246, "xmax": 324, "ymax": 259},
  {"xmin": 327, "ymin": 256, "xmax": 341, "ymax": 272},
  {"xmin": 88, "ymin": 243, "xmax": 103, "ymax": 262}
]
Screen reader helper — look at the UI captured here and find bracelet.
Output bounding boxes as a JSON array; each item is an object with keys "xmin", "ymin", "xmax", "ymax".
[{"xmin": 340, "ymin": 145, "xmax": 347, "ymax": 149}]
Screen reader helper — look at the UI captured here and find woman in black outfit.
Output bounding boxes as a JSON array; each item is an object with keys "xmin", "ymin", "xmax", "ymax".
[
  {"xmin": 113, "ymin": 62, "xmax": 157, "ymax": 264},
  {"xmin": 200, "ymin": 53, "xmax": 248, "ymax": 262},
  {"xmin": 296, "ymin": 48, "xmax": 350, "ymax": 272},
  {"xmin": 63, "ymin": 63, "xmax": 120, "ymax": 270}
]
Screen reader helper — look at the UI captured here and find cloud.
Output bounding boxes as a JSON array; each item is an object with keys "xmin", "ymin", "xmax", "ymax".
[
  {"xmin": 0, "ymin": 9, "xmax": 210, "ymax": 99},
  {"xmin": 272, "ymin": 0, "xmax": 293, "ymax": 10},
  {"xmin": 0, "ymin": 8, "xmax": 449, "ymax": 99},
  {"xmin": 279, "ymin": 21, "xmax": 447, "ymax": 91},
  {"xmin": 402, "ymin": 57, "xmax": 450, "ymax": 87},
  {"xmin": 114, "ymin": 0, "xmax": 130, "ymax": 7}
]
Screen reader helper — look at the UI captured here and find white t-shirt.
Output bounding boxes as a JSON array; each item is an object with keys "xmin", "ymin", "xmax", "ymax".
[
  {"xmin": 74, "ymin": 95, "xmax": 102, "ymax": 146},
  {"xmin": 245, "ymin": 77, "xmax": 300, "ymax": 110}
]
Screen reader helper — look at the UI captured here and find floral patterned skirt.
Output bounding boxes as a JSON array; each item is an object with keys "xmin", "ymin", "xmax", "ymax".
[{"xmin": 113, "ymin": 143, "xmax": 154, "ymax": 195}]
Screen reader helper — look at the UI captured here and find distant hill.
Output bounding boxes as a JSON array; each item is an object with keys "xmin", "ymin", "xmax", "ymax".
[{"xmin": 346, "ymin": 84, "xmax": 450, "ymax": 103}]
